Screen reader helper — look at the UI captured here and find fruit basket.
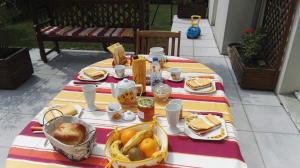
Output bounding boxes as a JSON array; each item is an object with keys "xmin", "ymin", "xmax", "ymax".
[{"xmin": 104, "ymin": 120, "xmax": 168, "ymax": 168}]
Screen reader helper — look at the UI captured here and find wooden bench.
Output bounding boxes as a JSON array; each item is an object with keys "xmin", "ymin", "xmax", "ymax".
[{"xmin": 30, "ymin": 0, "xmax": 150, "ymax": 63}]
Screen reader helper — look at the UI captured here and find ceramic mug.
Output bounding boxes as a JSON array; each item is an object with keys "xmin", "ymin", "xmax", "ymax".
[
  {"xmin": 165, "ymin": 103, "xmax": 181, "ymax": 127},
  {"xmin": 168, "ymin": 68, "xmax": 182, "ymax": 81},
  {"xmin": 114, "ymin": 65, "xmax": 126, "ymax": 78},
  {"xmin": 107, "ymin": 103, "xmax": 122, "ymax": 120}
]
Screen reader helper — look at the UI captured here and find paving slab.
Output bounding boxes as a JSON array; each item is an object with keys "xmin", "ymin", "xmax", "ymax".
[
  {"xmin": 0, "ymin": 147, "xmax": 9, "ymax": 168},
  {"xmin": 230, "ymin": 104, "xmax": 251, "ymax": 131},
  {"xmin": 237, "ymin": 131, "xmax": 266, "ymax": 168},
  {"xmin": 244, "ymin": 105, "xmax": 298, "ymax": 134},
  {"xmin": 255, "ymin": 133, "xmax": 300, "ymax": 168},
  {"xmin": 0, "ymin": 113, "xmax": 35, "ymax": 147}
]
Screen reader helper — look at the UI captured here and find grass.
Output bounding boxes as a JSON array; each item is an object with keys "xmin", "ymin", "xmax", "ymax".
[{"xmin": 4, "ymin": 4, "xmax": 176, "ymax": 51}]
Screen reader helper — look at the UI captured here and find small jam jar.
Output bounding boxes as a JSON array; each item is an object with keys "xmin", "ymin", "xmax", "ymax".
[{"xmin": 137, "ymin": 98, "xmax": 155, "ymax": 122}]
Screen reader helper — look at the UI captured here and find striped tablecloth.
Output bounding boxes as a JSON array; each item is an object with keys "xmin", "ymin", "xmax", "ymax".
[{"xmin": 5, "ymin": 56, "xmax": 247, "ymax": 168}]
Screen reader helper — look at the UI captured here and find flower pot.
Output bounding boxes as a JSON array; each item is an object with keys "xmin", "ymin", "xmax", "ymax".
[
  {"xmin": 0, "ymin": 47, "xmax": 33, "ymax": 89},
  {"xmin": 177, "ymin": 0, "xmax": 207, "ymax": 18},
  {"xmin": 227, "ymin": 44, "xmax": 277, "ymax": 90}
]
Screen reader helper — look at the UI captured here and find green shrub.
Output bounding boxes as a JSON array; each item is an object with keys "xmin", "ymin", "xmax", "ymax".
[{"xmin": 240, "ymin": 27, "xmax": 267, "ymax": 67}]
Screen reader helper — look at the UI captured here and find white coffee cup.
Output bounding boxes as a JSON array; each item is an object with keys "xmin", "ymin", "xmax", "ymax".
[
  {"xmin": 115, "ymin": 65, "xmax": 126, "ymax": 78},
  {"xmin": 82, "ymin": 84, "xmax": 97, "ymax": 111},
  {"xmin": 168, "ymin": 68, "xmax": 182, "ymax": 80},
  {"xmin": 150, "ymin": 47, "xmax": 164, "ymax": 55},
  {"xmin": 107, "ymin": 103, "xmax": 122, "ymax": 120},
  {"xmin": 165, "ymin": 103, "xmax": 181, "ymax": 127}
]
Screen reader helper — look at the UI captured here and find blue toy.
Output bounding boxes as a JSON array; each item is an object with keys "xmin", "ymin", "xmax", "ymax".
[{"xmin": 187, "ymin": 15, "xmax": 201, "ymax": 39}]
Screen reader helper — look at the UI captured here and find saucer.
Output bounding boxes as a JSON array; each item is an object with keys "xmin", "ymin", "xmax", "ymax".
[
  {"xmin": 112, "ymin": 74, "xmax": 128, "ymax": 79},
  {"xmin": 168, "ymin": 77, "xmax": 185, "ymax": 82}
]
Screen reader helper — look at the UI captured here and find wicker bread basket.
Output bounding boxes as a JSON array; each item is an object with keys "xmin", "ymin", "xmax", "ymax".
[
  {"xmin": 105, "ymin": 120, "xmax": 168, "ymax": 168},
  {"xmin": 43, "ymin": 116, "xmax": 96, "ymax": 161}
]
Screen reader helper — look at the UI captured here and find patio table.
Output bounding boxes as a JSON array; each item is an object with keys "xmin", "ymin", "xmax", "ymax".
[{"xmin": 5, "ymin": 56, "xmax": 247, "ymax": 168}]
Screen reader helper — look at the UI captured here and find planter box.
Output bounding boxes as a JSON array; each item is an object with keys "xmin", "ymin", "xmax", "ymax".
[
  {"xmin": 177, "ymin": 1, "xmax": 207, "ymax": 18},
  {"xmin": 0, "ymin": 48, "xmax": 33, "ymax": 89},
  {"xmin": 227, "ymin": 44, "xmax": 277, "ymax": 90}
]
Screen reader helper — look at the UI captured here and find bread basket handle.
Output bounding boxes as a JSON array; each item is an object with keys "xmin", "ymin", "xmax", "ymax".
[
  {"xmin": 75, "ymin": 130, "xmax": 96, "ymax": 147},
  {"xmin": 42, "ymin": 108, "xmax": 64, "ymax": 126}
]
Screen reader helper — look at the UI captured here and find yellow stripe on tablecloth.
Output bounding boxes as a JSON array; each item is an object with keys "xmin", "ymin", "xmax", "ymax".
[
  {"xmin": 49, "ymin": 90, "xmax": 231, "ymax": 122},
  {"xmin": 90, "ymin": 58, "xmax": 215, "ymax": 73},
  {"xmin": 6, "ymin": 159, "xmax": 64, "ymax": 168}
]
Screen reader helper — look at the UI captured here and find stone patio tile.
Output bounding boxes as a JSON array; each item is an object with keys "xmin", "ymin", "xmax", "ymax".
[
  {"xmin": 0, "ymin": 147, "xmax": 9, "ymax": 168},
  {"xmin": 173, "ymin": 16, "xmax": 211, "ymax": 27},
  {"xmin": 223, "ymin": 83, "xmax": 241, "ymax": 104},
  {"xmin": 244, "ymin": 105, "xmax": 298, "ymax": 134},
  {"xmin": 213, "ymin": 68, "xmax": 235, "ymax": 83},
  {"xmin": 33, "ymin": 60, "xmax": 68, "ymax": 75},
  {"xmin": 279, "ymin": 94, "xmax": 300, "ymax": 130},
  {"xmin": 16, "ymin": 90, "xmax": 56, "ymax": 115},
  {"xmin": 179, "ymin": 39, "xmax": 194, "ymax": 47},
  {"xmin": 237, "ymin": 131, "xmax": 265, "ymax": 168},
  {"xmin": 194, "ymin": 47, "xmax": 222, "ymax": 57},
  {"xmin": 255, "ymin": 133, "xmax": 300, "ymax": 168},
  {"xmin": 237, "ymin": 87, "xmax": 281, "ymax": 106},
  {"xmin": 179, "ymin": 46, "xmax": 194, "ymax": 56},
  {"xmin": 224, "ymin": 56, "xmax": 238, "ymax": 83},
  {"xmin": 0, "ymin": 113, "xmax": 35, "ymax": 147},
  {"xmin": 230, "ymin": 104, "xmax": 251, "ymax": 131},
  {"xmin": 193, "ymin": 56, "xmax": 227, "ymax": 70},
  {"xmin": 39, "ymin": 74, "xmax": 73, "ymax": 94},
  {"xmin": 194, "ymin": 40, "xmax": 217, "ymax": 48}
]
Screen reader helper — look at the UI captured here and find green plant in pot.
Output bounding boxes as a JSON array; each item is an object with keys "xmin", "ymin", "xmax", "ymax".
[{"xmin": 240, "ymin": 27, "xmax": 267, "ymax": 67}]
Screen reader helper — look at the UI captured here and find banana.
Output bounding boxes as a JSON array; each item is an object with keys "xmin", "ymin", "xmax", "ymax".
[
  {"xmin": 110, "ymin": 140, "xmax": 130, "ymax": 161},
  {"xmin": 122, "ymin": 129, "xmax": 153, "ymax": 154}
]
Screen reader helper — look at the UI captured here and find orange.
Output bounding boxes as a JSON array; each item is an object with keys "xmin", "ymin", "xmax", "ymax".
[
  {"xmin": 120, "ymin": 129, "xmax": 137, "ymax": 145},
  {"xmin": 139, "ymin": 138, "xmax": 158, "ymax": 158}
]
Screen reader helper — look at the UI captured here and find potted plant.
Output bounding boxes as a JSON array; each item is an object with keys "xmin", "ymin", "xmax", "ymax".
[
  {"xmin": 177, "ymin": 0, "xmax": 208, "ymax": 18},
  {"xmin": 227, "ymin": 28, "xmax": 278, "ymax": 90},
  {"xmin": 0, "ymin": 0, "xmax": 33, "ymax": 89}
]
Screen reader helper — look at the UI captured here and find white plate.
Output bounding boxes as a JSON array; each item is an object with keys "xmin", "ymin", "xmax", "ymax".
[
  {"xmin": 168, "ymin": 77, "xmax": 185, "ymax": 82},
  {"xmin": 36, "ymin": 104, "xmax": 83, "ymax": 125},
  {"xmin": 184, "ymin": 78, "xmax": 216, "ymax": 94},
  {"xmin": 184, "ymin": 115, "xmax": 228, "ymax": 141},
  {"xmin": 78, "ymin": 67, "xmax": 109, "ymax": 82}
]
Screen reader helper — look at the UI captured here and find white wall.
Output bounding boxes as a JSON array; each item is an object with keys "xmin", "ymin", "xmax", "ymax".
[
  {"xmin": 276, "ymin": 1, "xmax": 300, "ymax": 94},
  {"xmin": 208, "ymin": 0, "xmax": 218, "ymax": 25},
  {"xmin": 214, "ymin": 0, "xmax": 229, "ymax": 53},
  {"xmin": 213, "ymin": 0, "xmax": 257, "ymax": 54}
]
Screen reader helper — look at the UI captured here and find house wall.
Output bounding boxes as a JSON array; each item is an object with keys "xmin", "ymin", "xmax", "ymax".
[
  {"xmin": 213, "ymin": 0, "xmax": 257, "ymax": 54},
  {"xmin": 208, "ymin": 0, "xmax": 218, "ymax": 25},
  {"xmin": 276, "ymin": 1, "xmax": 300, "ymax": 94}
]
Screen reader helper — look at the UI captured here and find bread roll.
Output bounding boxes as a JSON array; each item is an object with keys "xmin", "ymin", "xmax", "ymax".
[{"xmin": 52, "ymin": 123, "xmax": 86, "ymax": 145}]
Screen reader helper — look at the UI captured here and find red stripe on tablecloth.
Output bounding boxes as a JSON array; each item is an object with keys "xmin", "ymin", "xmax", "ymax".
[
  {"xmin": 73, "ymin": 74, "xmax": 224, "ymax": 91},
  {"xmin": 167, "ymin": 59, "xmax": 198, "ymax": 63},
  {"xmin": 63, "ymin": 85, "xmax": 228, "ymax": 105},
  {"xmin": 19, "ymin": 122, "xmax": 243, "ymax": 162},
  {"xmin": 8, "ymin": 154, "xmax": 106, "ymax": 168},
  {"xmin": 8, "ymin": 147, "xmax": 180, "ymax": 168}
]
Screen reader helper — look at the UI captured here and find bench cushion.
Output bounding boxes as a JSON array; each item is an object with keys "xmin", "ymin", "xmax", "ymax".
[{"xmin": 40, "ymin": 26, "xmax": 134, "ymax": 38}]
